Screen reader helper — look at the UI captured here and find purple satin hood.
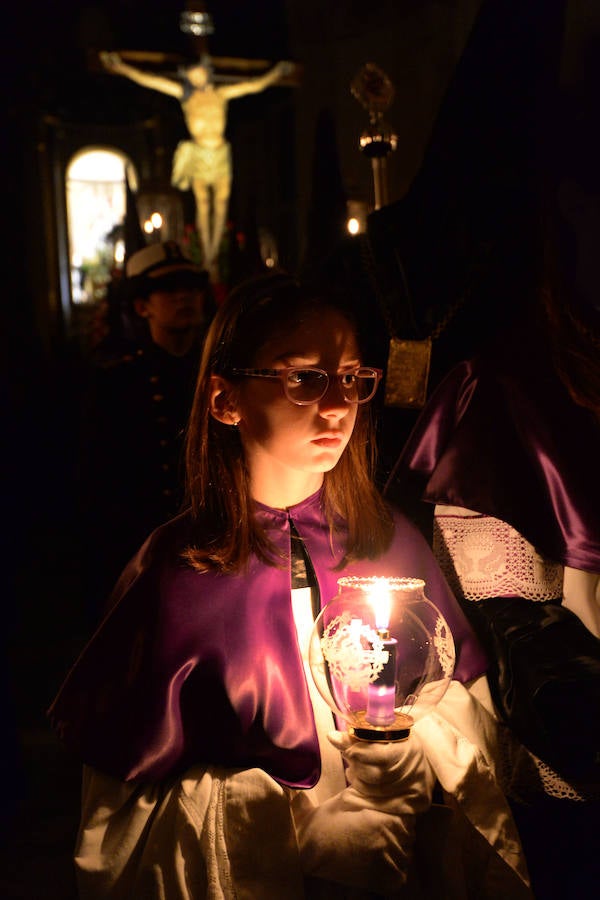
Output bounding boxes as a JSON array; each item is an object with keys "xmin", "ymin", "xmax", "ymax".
[
  {"xmin": 390, "ymin": 333, "xmax": 600, "ymax": 573},
  {"xmin": 48, "ymin": 491, "xmax": 486, "ymax": 787}
]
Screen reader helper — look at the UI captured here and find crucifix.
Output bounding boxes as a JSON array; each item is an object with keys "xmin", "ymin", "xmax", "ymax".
[{"xmin": 99, "ymin": 3, "xmax": 299, "ymax": 276}]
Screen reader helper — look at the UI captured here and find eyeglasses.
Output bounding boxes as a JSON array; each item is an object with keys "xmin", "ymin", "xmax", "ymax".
[{"xmin": 229, "ymin": 366, "xmax": 382, "ymax": 406}]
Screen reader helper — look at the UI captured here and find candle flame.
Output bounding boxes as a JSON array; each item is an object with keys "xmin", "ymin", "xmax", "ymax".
[{"xmin": 368, "ymin": 577, "xmax": 391, "ymax": 630}]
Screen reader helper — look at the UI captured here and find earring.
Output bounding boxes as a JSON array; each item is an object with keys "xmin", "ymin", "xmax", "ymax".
[{"xmin": 231, "ymin": 418, "xmax": 240, "ymax": 427}]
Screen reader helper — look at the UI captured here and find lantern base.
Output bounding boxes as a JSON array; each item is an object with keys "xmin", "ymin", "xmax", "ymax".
[{"xmin": 349, "ymin": 711, "xmax": 414, "ymax": 742}]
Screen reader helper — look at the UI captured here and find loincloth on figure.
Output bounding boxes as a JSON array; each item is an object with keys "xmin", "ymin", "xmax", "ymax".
[{"xmin": 171, "ymin": 140, "xmax": 232, "ymax": 190}]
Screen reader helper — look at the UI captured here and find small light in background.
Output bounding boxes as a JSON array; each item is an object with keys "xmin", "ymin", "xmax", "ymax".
[
  {"xmin": 136, "ymin": 181, "xmax": 184, "ymax": 243},
  {"xmin": 346, "ymin": 199, "xmax": 368, "ymax": 236},
  {"xmin": 114, "ymin": 240, "xmax": 125, "ymax": 265},
  {"xmin": 259, "ymin": 226, "xmax": 279, "ymax": 270},
  {"xmin": 143, "ymin": 220, "xmax": 154, "ymax": 235}
]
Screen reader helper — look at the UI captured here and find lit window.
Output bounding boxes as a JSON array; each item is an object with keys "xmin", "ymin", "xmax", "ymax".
[{"xmin": 66, "ymin": 148, "xmax": 137, "ymax": 304}]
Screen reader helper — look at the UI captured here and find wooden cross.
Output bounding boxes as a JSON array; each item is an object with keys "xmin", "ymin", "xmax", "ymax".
[{"xmin": 88, "ymin": 0, "xmax": 300, "ymax": 87}]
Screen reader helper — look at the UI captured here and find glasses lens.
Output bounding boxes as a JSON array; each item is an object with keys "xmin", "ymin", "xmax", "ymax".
[
  {"xmin": 340, "ymin": 368, "xmax": 378, "ymax": 403},
  {"xmin": 285, "ymin": 368, "xmax": 328, "ymax": 403}
]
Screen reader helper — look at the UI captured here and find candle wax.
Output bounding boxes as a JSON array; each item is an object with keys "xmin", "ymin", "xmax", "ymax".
[{"xmin": 366, "ymin": 636, "xmax": 397, "ymax": 726}]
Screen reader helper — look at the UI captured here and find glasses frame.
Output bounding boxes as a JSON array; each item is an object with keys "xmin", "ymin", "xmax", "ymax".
[{"xmin": 228, "ymin": 366, "xmax": 383, "ymax": 406}]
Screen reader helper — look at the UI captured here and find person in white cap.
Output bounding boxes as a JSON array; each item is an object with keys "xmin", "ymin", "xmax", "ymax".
[
  {"xmin": 124, "ymin": 241, "xmax": 211, "ymax": 356},
  {"xmin": 77, "ymin": 241, "xmax": 213, "ymax": 623}
]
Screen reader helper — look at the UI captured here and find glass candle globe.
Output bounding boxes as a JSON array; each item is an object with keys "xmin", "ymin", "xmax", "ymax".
[{"xmin": 308, "ymin": 576, "xmax": 455, "ymax": 741}]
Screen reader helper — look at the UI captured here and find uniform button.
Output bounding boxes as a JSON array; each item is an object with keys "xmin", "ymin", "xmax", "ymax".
[
  {"xmin": 156, "ymin": 416, "xmax": 168, "ymax": 425},
  {"xmin": 150, "ymin": 375, "xmax": 160, "ymax": 384},
  {"xmin": 161, "ymin": 463, "xmax": 170, "ymax": 471},
  {"xmin": 162, "ymin": 488, "xmax": 173, "ymax": 497},
  {"xmin": 152, "ymin": 394, "xmax": 164, "ymax": 402},
  {"xmin": 159, "ymin": 439, "xmax": 168, "ymax": 447}
]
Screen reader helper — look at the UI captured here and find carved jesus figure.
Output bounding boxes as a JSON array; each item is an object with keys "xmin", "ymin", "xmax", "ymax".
[{"xmin": 101, "ymin": 53, "xmax": 292, "ymax": 272}]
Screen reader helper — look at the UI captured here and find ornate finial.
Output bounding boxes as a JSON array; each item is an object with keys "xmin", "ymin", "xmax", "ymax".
[
  {"xmin": 180, "ymin": 9, "xmax": 215, "ymax": 37},
  {"xmin": 351, "ymin": 62, "xmax": 395, "ymax": 118},
  {"xmin": 351, "ymin": 63, "xmax": 398, "ymax": 208}
]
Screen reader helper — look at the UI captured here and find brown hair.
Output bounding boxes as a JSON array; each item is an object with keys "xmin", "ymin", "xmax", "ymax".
[{"xmin": 182, "ymin": 271, "xmax": 393, "ymax": 572}]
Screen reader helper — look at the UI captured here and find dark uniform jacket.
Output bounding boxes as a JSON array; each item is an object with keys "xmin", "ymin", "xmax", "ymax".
[{"xmin": 78, "ymin": 339, "xmax": 201, "ymax": 616}]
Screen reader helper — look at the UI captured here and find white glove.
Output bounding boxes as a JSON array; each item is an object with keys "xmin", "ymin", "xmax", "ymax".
[
  {"xmin": 292, "ymin": 730, "xmax": 435, "ymax": 895},
  {"xmin": 414, "ymin": 683, "xmax": 531, "ymax": 887},
  {"xmin": 328, "ymin": 729, "xmax": 435, "ymax": 803}
]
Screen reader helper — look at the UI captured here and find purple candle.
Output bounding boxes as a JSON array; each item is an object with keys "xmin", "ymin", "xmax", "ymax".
[
  {"xmin": 366, "ymin": 634, "xmax": 397, "ymax": 725},
  {"xmin": 365, "ymin": 579, "xmax": 398, "ymax": 726}
]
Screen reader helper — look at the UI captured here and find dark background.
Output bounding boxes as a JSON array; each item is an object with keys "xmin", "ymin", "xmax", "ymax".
[{"xmin": 3, "ymin": 1, "xmax": 600, "ymax": 897}]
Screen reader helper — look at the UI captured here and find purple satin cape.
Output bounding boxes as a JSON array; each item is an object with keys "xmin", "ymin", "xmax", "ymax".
[
  {"xmin": 390, "ymin": 332, "xmax": 600, "ymax": 573},
  {"xmin": 48, "ymin": 491, "xmax": 486, "ymax": 788}
]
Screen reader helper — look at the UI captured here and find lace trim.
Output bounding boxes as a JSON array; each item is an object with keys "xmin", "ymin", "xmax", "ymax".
[
  {"xmin": 433, "ymin": 510, "xmax": 564, "ymax": 602},
  {"xmin": 495, "ymin": 722, "xmax": 600, "ymax": 802}
]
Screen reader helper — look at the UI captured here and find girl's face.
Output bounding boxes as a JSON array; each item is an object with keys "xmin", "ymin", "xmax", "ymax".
[{"xmin": 233, "ymin": 308, "xmax": 360, "ymax": 508}]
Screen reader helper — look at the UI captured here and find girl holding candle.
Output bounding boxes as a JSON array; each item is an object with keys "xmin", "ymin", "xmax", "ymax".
[{"xmin": 49, "ymin": 272, "xmax": 531, "ymax": 898}]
